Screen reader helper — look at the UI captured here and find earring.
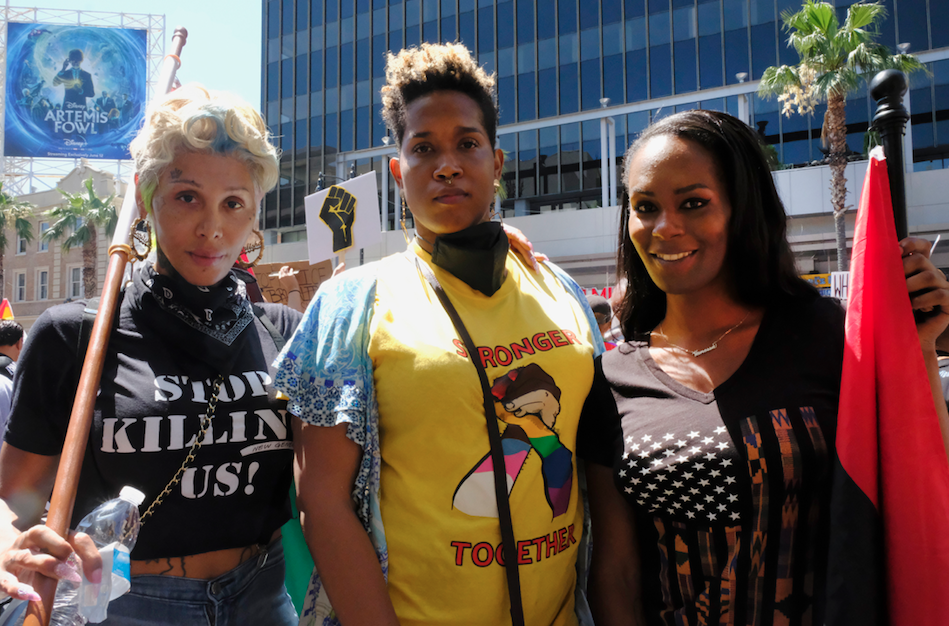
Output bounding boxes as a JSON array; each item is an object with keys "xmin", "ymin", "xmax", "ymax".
[
  {"xmin": 128, "ymin": 217, "xmax": 153, "ymax": 262},
  {"xmin": 237, "ymin": 230, "xmax": 265, "ymax": 269},
  {"xmin": 490, "ymin": 179, "xmax": 503, "ymax": 222},
  {"xmin": 400, "ymin": 194, "xmax": 411, "ymax": 244}
]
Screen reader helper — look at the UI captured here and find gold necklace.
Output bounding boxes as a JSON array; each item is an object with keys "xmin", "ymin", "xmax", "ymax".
[{"xmin": 653, "ymin": 311, "xmax": 752, "ymax": 357}]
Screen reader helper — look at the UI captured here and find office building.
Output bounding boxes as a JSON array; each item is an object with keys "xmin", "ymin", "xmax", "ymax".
[{"xmin": 261, "ymin": 0, "xmax": 949, "ymax": 289}]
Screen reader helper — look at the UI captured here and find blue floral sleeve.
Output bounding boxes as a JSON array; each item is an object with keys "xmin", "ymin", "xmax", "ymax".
[
  {"xmin": 545, "ymin": 261, "xmax": 607, "ymax": 358},
  {"xmin": 272, "ymin": 264, "xmax": 387, "ymax": 626},
  {"xmin": 273, "ymin": 265, "xmax": 377, "ymax": 445}
]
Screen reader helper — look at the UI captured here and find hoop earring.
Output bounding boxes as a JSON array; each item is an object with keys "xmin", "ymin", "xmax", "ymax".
[
  {"xmin": 237, "ymin": 230, "xmax": 265, "ymax": 269},
  {"xmin": 129, "ymin": 217, "xmax": 152, "ymax": 262}
]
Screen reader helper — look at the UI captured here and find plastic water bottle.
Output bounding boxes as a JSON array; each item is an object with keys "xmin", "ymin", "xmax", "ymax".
[{"xmin": 49, "ymin": 486, "xmax": 145, "ymax": 625}]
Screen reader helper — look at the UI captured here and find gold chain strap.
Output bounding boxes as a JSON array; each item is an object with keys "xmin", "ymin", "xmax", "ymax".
[{"xmin": 139, "ymin": 375, "xmax": 225, "ymax": 526}]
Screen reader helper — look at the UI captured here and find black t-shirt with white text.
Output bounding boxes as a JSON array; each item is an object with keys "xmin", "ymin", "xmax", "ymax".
[{"xmin": 6, "ymin": 270, "xmax": 302, "ymax": 560}]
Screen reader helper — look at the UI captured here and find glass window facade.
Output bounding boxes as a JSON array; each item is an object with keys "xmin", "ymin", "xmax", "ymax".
[{"xmin": 262, "ymin": 0, "xmax": 949, "ymax": 227}]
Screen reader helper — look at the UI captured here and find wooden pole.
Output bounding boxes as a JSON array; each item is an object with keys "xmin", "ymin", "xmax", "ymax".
[{"xmin": 23, "ymin": 27, "xmax": 188, "ymax": 626}]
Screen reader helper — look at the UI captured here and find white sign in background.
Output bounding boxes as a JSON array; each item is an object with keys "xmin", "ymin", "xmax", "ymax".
[
  {"xmin": 831, "ymin": 271, "xmax": 850, "ymax": 302},
  {"xmin": 304, "ymin": 172, "xmax": 382, "ymax": 264}
]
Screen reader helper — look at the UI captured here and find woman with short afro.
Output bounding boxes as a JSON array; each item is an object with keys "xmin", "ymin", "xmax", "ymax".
[{"xmin": 276, "ymin": 43, "xmax": 604, "ymax": 625}]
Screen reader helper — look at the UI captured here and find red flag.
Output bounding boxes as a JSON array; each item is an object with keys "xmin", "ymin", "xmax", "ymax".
[
  {"xmin": 236, "ymin": 250, "xmax": 264, "ymax": 303},
  {"xmin": 0, "ymin": 299, "xmax": 13, "ymax": 320},
  {"xmin": 828, "ymin": 149, "xmax": 949, "ymax": 625}
]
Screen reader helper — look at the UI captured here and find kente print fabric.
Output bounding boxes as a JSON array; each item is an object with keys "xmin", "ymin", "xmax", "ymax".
[
  {"xmin": 578, "ymin": 296, "xmax": 845, "ymax": 626},
  {"xmin": 273, "ymin": 244, "xmax": 604, "ymax": 626}
]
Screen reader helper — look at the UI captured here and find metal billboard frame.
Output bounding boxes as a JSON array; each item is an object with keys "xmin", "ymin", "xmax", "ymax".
[{"xmin": 0, "ymin": 6, "xmax": 164, "ymax": 195}]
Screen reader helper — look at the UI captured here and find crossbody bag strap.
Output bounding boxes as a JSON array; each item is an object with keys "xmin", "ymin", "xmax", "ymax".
[
  {"xmin": 252, "ymin": 303, "xmax": 287, "ymax": 352},
  {"xmin": 411, "ymin": 253, "xmax": 526, "ymax": 626}
]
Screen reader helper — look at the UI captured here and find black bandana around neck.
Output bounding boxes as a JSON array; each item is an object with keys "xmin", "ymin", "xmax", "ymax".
[
  {"xmin": 429, "ymin": 221, "xmax": 509, "ymax": 296},
  {"xmin": 138, "ymin": 263, "xmax": 254, "ymax": 346}
]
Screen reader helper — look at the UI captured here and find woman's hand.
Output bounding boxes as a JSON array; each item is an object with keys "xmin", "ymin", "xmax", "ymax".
[
  {"xmin": 0, "ymin": 526, "xmax": 101, "ymax": 601},
  {"xmin": 901, "ymin": 237, "xmax": 949, "ymax": 351},
  {"xmin": 277, "ymin": 266, "xmax": 306, "ymax": 313},
  {"xmin": 277, "ymin": 266, "xmax": 301, "ymax": 292},
  {"xmin": 503, "ymin": 224, "xmax": 548, "ymax": 271},
  {"xmin": 0, "ymin": 447, "xmax": 102, "ymax": 602}
]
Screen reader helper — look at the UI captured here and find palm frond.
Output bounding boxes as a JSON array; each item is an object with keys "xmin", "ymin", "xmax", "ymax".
[
  {"xmin": 757, "ymin": 65, "xmax": 802, "ymax": 97},
  {"xmin": 48, "ymin": 177, "xmax": 118, "ymax": 249},
  {"xmin": 843, "ymin": 2, "xmax": 886, "ymax": 32}
]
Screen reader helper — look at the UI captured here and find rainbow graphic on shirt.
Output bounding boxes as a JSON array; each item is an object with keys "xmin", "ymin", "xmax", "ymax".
[{"xmin": 452, "ymin": 363, "xmax": 573, "ymax": 518}]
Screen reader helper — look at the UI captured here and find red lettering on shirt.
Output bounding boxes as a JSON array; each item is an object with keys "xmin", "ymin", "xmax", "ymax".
[
  {"xmin": 495, "ymin": 346, "xmax": 514, "ymax": 367},
  {"xmin": 450, "ymin": 525, "xmax": 577, "ymax": 567},
  {"xmin": 451, "ymin": 541, "xmax": 471, "ymax": 566},
  {"xmin": 531, "ymin": 536, "xmax": 546, "ymax": 562},
  {"xmin": 478, "ymin": 346, "xmax": 497, "ymax": 368},
  {"xmin": 472, "ymin": 542, "xmax": 493, "ymax": 567},
  {"xmin": 533, "ymin": 332, "xmax": 553, "ymax": 351},
  {"xmin": 453, "ymin": 339, "xmax": 468, "ymax": 358},
  {"xmin": 562, "ymin": 329, "xmax": 580, "ymax": 345},
  {"xmin": 545, "ymin": 532, "xmax": 559, "ymax": 558},
  {"xmin": 549, "ymin": 330, "xmax": 569, "ymax": 347},
  {"xmin": 510, "ymin": 338, "xmax": 535, "ymax": 360}
]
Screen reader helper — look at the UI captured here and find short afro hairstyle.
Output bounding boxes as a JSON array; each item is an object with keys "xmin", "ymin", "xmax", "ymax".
[{"xmin": 381, "ymin": 43, "xmax": 498, "ymax": 149}]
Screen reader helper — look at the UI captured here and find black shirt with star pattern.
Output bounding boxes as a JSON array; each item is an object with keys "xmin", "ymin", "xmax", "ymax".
[{"xmin": 578, "ymin": 295, "xmax": 845, "ymax": 626}]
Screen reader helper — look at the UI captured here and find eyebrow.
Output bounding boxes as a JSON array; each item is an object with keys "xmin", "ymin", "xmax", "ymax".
[
  {"xmin": 632, "ymin": 183, "xmax": 711, "ymax": 196},
  {"xmin": 410, "ymin": 126, "xmax": 485, "ymax": 139},
  {"xmin": 170, "ymin": 178, "xmax": 201, "ymax": 187}
]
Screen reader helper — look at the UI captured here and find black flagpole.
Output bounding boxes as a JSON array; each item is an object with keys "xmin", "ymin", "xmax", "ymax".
[{"xmin": 869, "ymin": 69, "xmax": 910, "ymax": 241}]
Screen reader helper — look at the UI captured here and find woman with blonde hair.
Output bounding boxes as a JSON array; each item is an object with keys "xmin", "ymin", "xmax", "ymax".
[
  {"xmin": 276, "ymin": 43, "xmax": 603, "ymax": 625},
  {"xmin": 0, "ymin": 84, "xmax": 301, "ymax": 625}
]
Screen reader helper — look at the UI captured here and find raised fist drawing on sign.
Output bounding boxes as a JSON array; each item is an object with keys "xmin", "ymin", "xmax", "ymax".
[{"xmin": 319, "ymin": 185, "xmax": 357, "ymax": 252}]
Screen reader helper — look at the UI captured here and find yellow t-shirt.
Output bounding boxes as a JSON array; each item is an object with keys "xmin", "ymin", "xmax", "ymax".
[{"xmin": 369, "ymin": 245, "xmax": 596, "ymax": 626}]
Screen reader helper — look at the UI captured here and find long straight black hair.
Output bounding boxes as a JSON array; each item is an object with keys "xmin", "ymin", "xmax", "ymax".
[{"xmin": 616, "ymin": 109, "xmax": 817, "ymax": 339}]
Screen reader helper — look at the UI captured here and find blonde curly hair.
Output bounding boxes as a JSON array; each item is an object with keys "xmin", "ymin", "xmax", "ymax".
[
  {"xmin": 129, "ymin": 84, "xmax": 279, "ymax": 212},
  {"xmin": 381, "ymin": 43, "xmax": 498, "ymax": 148}
]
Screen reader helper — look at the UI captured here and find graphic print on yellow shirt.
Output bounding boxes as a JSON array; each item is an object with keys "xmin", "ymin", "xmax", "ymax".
[
  {"xmin": 454, "ymin": 363, "xmax": 574, "ymax": 519},
  {"xmin": 368, "ymin": 246, "xmax": 595, "ymax": 626}
]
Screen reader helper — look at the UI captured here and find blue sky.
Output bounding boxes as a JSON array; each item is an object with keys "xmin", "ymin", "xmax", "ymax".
[{"xmin": 21, "ymin": 0, "xmax": 263, "ymax": 108}]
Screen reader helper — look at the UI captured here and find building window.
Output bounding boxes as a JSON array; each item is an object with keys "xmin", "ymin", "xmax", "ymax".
[
  {"xmin": 39, "ymin": 222, "xmax": 50, "ymax": 252},
  {"xmin": 16, "ymin": 234, "xmax": 26, "ymax": 255},
  {"xmin": 37, "ymin": 270, "xmax": 48, "ymax": 301},
  {"xmin": 70, "ymin": 267, "xmax": 83, "ymax": 299},
  {"xmin": 14, "ymin": 273, "xmax": 25, "ymax": 303}
]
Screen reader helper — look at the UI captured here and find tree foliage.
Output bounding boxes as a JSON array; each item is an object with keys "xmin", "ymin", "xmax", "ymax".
[{"xmin": 43, "ymin": 177, "xmax": 117, "ymax": 252}]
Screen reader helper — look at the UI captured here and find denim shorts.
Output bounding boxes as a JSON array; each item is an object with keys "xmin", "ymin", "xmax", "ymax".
[{"xmin": 101, "ymin": 538, "xmax": 298, "ymax": 626}]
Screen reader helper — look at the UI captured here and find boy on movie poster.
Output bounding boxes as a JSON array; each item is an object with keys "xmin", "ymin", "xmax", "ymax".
[{"xmin": 4, "ymin": 23, "xmax": 147, "ymax": 160}]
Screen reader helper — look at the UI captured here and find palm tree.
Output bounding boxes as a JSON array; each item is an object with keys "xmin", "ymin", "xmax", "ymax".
[
  {"xmin": 758, "ymin": 0, "xmax": 925, "ymax": 271},
  {"xmin": 0, "ymin": 183, "xmax": 35, "ymax": 301},
  {"xmin": 43, "ymin": 177, "xmax": 118, "ymax": 298}
]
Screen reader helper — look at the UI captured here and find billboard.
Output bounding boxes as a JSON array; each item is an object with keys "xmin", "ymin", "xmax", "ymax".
[{"xmin": 4, "ymin": 23, "xmax": 147, "ymax": 160}]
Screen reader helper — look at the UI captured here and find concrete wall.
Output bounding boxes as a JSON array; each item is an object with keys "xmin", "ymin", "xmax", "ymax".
[{"xmin": 263, "ymin": 162, "xmax": 949, "ymax": 292}]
